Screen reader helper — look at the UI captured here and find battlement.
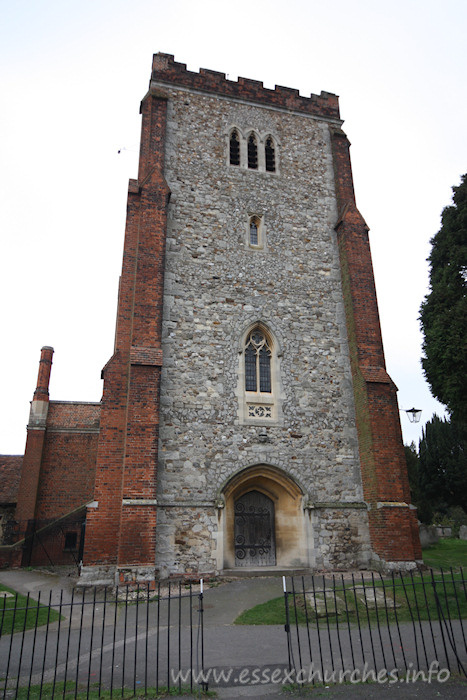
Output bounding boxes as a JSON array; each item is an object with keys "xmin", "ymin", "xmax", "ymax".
[{"xmin": 151, "ymin": 53, "xmax": 340, "ymax": 120}]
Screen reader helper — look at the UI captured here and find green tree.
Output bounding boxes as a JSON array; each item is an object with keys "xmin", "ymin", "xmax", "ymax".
[
  {"xmin": 419, "ymin": 174, "xmax": 467, "ymax": 424},
  {"xmin": 404, "ymin": 441, "xmax": 433, "ymax": 524},
  {"xmin": 405, "ymin": 442, "xmax": 420, "ymax": 502},
  {"xmin": 418, "ymin": 415, "xmax": 467, "ymax": 515}
]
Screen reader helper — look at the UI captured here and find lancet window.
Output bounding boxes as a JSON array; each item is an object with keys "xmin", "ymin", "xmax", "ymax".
[
  {"xmin": 247, "ymin": 134, "xmax": 258, "ymax": 169},
  {"xmin": 229, "ymin": 129, "xmax": 240, "ymax": 166}
]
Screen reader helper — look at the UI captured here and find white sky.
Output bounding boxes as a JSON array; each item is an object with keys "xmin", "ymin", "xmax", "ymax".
[{"xmin": 1, "ymin": 0, "xmax": 465, "ymax": 454}]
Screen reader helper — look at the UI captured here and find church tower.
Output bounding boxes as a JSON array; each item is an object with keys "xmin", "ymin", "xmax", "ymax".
[{"xmin": 80, "ymin": 54, "xmax": 421, "ymax": 584}]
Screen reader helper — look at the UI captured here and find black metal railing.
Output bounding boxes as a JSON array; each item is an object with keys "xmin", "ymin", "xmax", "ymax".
[
  {"xmin": 0, "ymin": 581, "xmax": 205, "ymax": 699},
  {"xmin": 2, "ymin": 568, "xmax": 467, "ymax": 697},
  {"xmin": 283, "ymin": 569, "xmax": 467, "ymax": 685}
]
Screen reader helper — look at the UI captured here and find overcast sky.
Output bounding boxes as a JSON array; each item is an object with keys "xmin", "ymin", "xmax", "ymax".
[{"xmin": 1, "ymin": 0, "xmax": 465, "ymax": 454}]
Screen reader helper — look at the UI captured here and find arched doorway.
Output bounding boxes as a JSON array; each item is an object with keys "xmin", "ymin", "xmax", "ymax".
[
  {"xmin": 219, "ymin": 464, "xmax": 309, "ymax": 570},
  {"xmin": 234, "ymin": 490, "xmax": 276, "ymax": 566}
]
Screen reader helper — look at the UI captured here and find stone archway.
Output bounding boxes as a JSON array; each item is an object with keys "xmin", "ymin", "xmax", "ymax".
[{"xmin": 220, "ymin": 464, "xmax": 309, "ymax": 570}]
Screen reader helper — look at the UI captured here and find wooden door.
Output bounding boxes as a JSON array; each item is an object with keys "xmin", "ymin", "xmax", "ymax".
[{"xmin": 234, "ymin": 490, "xmax": 276, "ymax": 566}]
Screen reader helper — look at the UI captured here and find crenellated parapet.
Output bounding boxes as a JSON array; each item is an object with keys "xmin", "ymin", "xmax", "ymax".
[{"xmin": 151, "ymin": 53, "xmax": 340, "ymax": 120}]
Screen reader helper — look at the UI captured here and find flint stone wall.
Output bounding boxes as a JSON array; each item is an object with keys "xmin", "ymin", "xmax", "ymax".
[{"xmin": 155, "ymin": 84, "xmax": 371, "ymax": 576}]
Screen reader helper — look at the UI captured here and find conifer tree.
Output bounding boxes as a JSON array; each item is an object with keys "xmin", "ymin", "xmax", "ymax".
[
  {"xmin": 419, "ymin": 174, "xmax": 467, "ymax": 424},
  {"xmin": 418, "ymin": 415, "xmax": 467, "ymax": 513}
]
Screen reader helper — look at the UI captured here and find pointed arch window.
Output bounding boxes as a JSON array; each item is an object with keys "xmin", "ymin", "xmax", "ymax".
[
  {"xmin": 238, "ymin": 324, "xmax": 282, "ymax": 424},
  {"xmin": 229, "ymin": 129, "xmax": 240, "ymax": 166},
  {"xmin": 227, "ymin": 129, "xmax": 279, "ymax": 172},
  {"xmin": 246, "ymin": 214, "xmax": 265, "ymax": 250},
  {"xmin": 247, "ymin": 134, "xmax": 258, "ymax": 170},
  {"xmin": 265, "ymin": 137, "xmax": 276, "ymax": 172},
  {"xmin": 245, "ymin": 330, "xmax": 272, "ymax": 393}
]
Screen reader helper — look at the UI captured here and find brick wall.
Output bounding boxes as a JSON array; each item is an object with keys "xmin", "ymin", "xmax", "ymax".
[
  {"xmin": 331, "ymin": 128, "xmax": 422, "ymax": 562},
  {"xmin": 83, "ymin": 90, "xmax": 169, "ymax": 576},
  {"xmin": 21, "ymin": 401, "xmax": 101, "ymax": 522},
  {"xmin": 151, "ymin": 53, "xmax": 340, "ymax": 119}
]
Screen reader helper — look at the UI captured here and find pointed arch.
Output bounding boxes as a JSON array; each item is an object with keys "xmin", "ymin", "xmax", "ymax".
[
  {"xmin": 219, "ymin": 463, "xmax": 306, "ymax": 502},
  {"xmin": 219, "ymin": 463, "xmax": 309, "ymax": 570},
  {"xmin": 249, "ymin": 215, "xmax": 260, "ymax": 246},
  {"xmin": 245, "ymin": 212, "xmax": 266, "ymax": 250},
  {"xmin": 236, "ymin": 321, "xmax": 283, "ymax": 424},
  {"xmin": 229, "ymin": 127, "xmax": 240, "ymax": 166},
  {"xmin": 247, "ymin": 132, "xmax": 258, "ymax": 169},
  {"xmin": 244, "ymin": 327, "xmax": 272, "ymax": 393},
  {"xmin": 264, "ymin": 135, "xmax": 276, "ymax": 172}
]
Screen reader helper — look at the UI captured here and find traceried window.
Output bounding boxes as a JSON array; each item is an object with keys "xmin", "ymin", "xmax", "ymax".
[
  {"xmin": 247, "ymin": 134, "xmax": 258, "ymax": 169},
  {"xmin": 245, "ymin": 330, "xmax": 272, "ymax": 393},
  {"xmin": 229, "ymin": 129, "xmax": 240, "ymax": 166},
  {"xmin": 238, "ymin": 323, "xmax": 282, "ymax": 424},
  {"xmin": 265, "ymin": 137, "xmax": 276, "ymax": 172}
]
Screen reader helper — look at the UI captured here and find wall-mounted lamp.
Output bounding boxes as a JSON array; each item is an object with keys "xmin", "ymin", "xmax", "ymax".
[{"xmin": 400, "ymin": 407, "xmax": 422, "ymax": 423}]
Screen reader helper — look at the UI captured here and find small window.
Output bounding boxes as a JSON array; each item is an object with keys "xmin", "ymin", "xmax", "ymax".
[
  {"xmin": 245, "ymin": 330, "xmax": 272, "ymax": 393},
  {"xmin": 247, "ymin": 134, "xmax": 258, "ymax": 169},
  {"xmin": 247, "ymin": 215, "xmax": 264, "ymax": 249},
  {"xmin": 64, "ymin": 532, "xmax": 77, "ymax": 550},
  {"xmin": 230, "ymin": 130, "xmax": 240, "ymax": 166},
  {"xmin": 265, "ymin": 137, "xmax": 276, "ymax": 172},
  {"xmin": 249, "ymin": 218, "xmax": 259, "ymax": 246}
]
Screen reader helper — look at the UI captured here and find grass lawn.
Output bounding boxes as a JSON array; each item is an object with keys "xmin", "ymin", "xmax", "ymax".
[
  {"xmin": 235, "ymin": 572, "xmax": 467, "ymax": 626},
  {"xmin": 235, "ymin": 539, "xmax": 467, "ymax": 627},
  {"xmin": 0, "ymin": 583, "xmax": 62, "ymax": 634},
  {"xmin": 423, "ymin": 537, "xmax": 467, "ymax": 570}
]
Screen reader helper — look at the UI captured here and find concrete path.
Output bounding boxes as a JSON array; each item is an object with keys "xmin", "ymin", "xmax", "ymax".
[
  {"xmin": 0, "ymin": 566, "xmax": 77, "ymax": 604},
  {"xmin": 1, "ymin": 568, "xmax": 466, "ymax": 698}
]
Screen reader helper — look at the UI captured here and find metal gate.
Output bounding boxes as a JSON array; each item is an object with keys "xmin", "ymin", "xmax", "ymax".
[{"xmin": 234, "ymin": 490, "xmax": 276, "ymax": 566}]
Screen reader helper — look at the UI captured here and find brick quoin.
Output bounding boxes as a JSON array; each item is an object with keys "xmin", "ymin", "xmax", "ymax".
[
  {"xmin": 331, "ymin": 128, "xmax": 421, "ymax": 562},
  {"xmin": 83, "ymin": 90, "xmax": 169, "ymax": 580}
]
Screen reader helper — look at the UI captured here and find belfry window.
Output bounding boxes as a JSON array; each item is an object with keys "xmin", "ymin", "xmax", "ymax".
[
  {"xmin": 245, "ymin": 330, "xmax": 272, "ymax": 393},
  {"xmin": 227, "ymin": 129, "xmax": 278, "ymax": 172},
  {"xmin": 247, "ymin": 134, "xmax": 258, "ymax": 169},
  {"xmin": 265, "ymin": 137, "xmax": 276, "ymax": 172},
  {"xmin": 230, "ymin": 130, "xmax": 240, "ymax": 166}
]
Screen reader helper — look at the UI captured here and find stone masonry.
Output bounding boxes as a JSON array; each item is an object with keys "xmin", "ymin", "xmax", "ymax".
[
  {"xmin": 3, "ymin": 55, "xmax": 422, "ymax": 579},
  {"xmin": 155, "ymin": 77, "xmax": 371, "ymax": 576}
]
